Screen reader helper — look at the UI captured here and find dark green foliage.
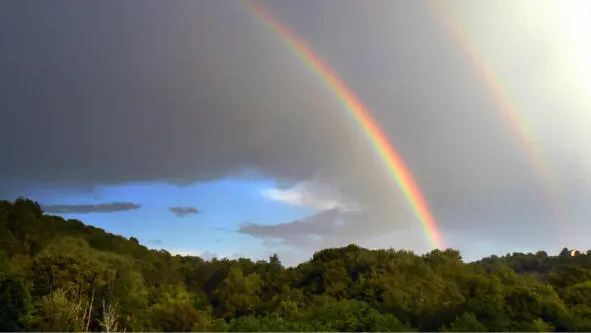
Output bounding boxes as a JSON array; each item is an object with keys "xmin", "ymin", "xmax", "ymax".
[
  {"xmin": 1, "ymin": 198, "xmax": 591, "ymax": 332},
  {"xmin": 0, "ymin": 275, "xmax": 30, "ymax": 331}
]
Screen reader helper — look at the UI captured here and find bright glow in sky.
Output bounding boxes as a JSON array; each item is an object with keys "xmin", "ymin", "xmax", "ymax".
[{"xmin": 556, "ymin": 0, "xmax": 591, "ymax": 94}]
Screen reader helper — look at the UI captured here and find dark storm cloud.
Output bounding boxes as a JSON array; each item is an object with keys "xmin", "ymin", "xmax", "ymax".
[
  {"xmin": 169, "ymin": 206, "xmax": 200, "ymax": 218},
  {"xmin": 1, "ymin": 0, "xmax": 590, "ymax": 258},
  {"xmin": 43, "ymin": 202, "xmax": 141, "ymax": 214}
]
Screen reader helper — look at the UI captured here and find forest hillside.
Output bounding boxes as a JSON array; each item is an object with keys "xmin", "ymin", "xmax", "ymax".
[{"xmin": 1, "ymin": 198, "xmax": 590, "ymax": 332}]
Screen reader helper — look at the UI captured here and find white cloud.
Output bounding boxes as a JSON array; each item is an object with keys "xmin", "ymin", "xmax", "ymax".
[
  {"xmin": 261, "ymin": 181, "xmax": 359, "ymax": 211},
  {"xmin": 261, "ymin": 188, "xmax": 306, "ymax": 206}
]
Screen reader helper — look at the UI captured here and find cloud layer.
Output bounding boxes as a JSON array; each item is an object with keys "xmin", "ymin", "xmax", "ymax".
[
  {"xmin": 43, "ymin": 202, "xmax": 141, "ymax": 214},
  {"xmin": 1, "ymin": 0, "xmax": 590, "ymax": 259}
]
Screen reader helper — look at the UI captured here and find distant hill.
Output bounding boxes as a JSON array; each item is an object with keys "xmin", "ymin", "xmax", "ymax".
[{"xmin": 1, "ymin": 198, "xmax": 590, "ymax": 332}]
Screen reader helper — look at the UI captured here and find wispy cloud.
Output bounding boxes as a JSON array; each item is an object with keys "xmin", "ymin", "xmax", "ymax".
[
  {"xmin": 43, "ymin": 202, "xmax": 141, "ymax": 214},
  {"xmin": 169, "ymin": 249, "xmax": 245, "ymax": 260},
  {"xmin": 169, "ymin": 206, "xmax": 200, "ymax": 217}
]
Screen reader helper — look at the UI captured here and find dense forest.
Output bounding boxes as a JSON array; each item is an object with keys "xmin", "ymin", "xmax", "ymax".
[{"xmin": 1, "ymin": 198, "xmax": 590, "ymax": 332}]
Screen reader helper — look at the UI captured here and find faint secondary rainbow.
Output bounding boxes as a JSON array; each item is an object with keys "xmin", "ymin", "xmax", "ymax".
[
  {"xmin": 428, "ymin": 1, "xmax": 570, "ymax": 227},
  {"xmin": 240, "ymin": 0, "xmax": 444, "ymax": 250}
]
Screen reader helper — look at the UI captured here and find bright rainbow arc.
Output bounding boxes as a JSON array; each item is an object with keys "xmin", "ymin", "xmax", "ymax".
[
  {"xmin": 429, "ymin": 2, "xmax": 570, "ymax": 229},
  {"xmin": 240, "ymin": 0, "xmax": 444, "ymax": 250}
]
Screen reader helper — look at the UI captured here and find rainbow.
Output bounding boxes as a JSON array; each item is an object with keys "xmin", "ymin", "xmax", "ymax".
[
  {"xmin": 240, "ymin": 0, "xmax": 444, "ymax": 250},
  {"xmin": 428, "ymin": 1, "xmax": 569, "ymax": 229}
]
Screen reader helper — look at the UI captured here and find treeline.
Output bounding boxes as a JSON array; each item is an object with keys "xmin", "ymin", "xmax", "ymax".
[{"xmin": 1, "ymin": 198, "xmax": 591, "ymax": 332}]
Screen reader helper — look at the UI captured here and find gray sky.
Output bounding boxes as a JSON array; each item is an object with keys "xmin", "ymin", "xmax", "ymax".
[{"xmin": 1, "ymin": 0, "xmax": 590, "ymax": 261}]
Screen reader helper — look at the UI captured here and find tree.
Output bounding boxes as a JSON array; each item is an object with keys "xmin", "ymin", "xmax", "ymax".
[
  {"xmin": 148, "ymin": 284, "xmax": 214, "ymax": 332},
  {"xmin": 213, "ymin": 267, "xmax": 262, "ymax": 318},
  {"xmin": 559, "ymin": 247, "xmax": 570, "ymax": 257},
  {"xmin": 441, "ymin": 312, "xmax": 487, "ymax": 332},
  {"xmin": 34, "ymin": 288, "xmax": 89, "ymax": 332},
  {"xmin": 0, "ymin": 274, "xmax": 30, "ymax": 331},
  {"xmin": 3, "ymin": 197, "xmax": 591, "ymax": 332}
]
